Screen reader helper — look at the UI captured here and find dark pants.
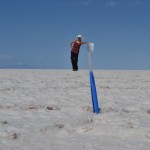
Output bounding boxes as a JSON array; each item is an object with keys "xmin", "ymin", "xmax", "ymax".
[{"xmin": 71, "ymin": 52, "xmax": 79, "ymax": 71}]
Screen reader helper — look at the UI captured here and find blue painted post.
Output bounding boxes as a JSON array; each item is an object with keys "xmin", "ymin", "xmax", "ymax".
[
  {"xmin": 90, "ymin": 71, "xmax": 100, "ymax": 113},
  {"xmin": 87, "ymin": 43, "xmax": 100, "ymax": 114}
]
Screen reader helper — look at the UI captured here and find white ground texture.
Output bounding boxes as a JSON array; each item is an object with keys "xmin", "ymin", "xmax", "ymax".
[{"xmin": 0, "ymin": 69, "xmax": 150, "ymax": 150}]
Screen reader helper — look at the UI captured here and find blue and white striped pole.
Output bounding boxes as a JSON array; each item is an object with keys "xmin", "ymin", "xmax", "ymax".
[{"xmin": 87, "ymin": 43, "xmax": 100, "ymax": 114}]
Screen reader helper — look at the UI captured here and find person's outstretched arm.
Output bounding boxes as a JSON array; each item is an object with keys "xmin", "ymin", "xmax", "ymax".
[{"xmin": 81, "ymin": 41, "xmax": 88, "ymax": 45}]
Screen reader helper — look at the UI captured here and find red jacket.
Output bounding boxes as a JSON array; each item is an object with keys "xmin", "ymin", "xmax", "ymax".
[{"xmin": 71, "ymin": 40, "xmax": 81, "ymax": 54}]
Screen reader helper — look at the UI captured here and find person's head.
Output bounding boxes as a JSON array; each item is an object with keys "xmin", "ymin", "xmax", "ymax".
[{"xmin": 77, "ymin": 34, "xmax": 83, "ymax": 41}]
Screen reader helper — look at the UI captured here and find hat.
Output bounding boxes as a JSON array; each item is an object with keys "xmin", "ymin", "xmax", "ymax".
[{"xmin": 77, "ymin": 34, "xmax": 83, "ymax": 39}]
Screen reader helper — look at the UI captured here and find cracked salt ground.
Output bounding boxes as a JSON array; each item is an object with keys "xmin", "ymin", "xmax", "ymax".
[{"xmin": 0, "ymin": 70, "xmax": 150, "ymax": 150}]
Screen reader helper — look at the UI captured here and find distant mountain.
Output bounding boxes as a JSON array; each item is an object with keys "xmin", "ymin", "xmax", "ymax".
[{"xmin": 0, "ymin": 64, "xmax": 36, "ymax": 69}]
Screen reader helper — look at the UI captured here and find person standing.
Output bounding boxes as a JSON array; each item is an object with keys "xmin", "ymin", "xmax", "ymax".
[{"xmin": 70, "ymin": 35, "xmax": 88, "ymax": 71}]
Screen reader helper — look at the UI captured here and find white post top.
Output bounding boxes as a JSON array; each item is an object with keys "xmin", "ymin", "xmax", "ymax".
[
  {"xmin": 87, "ymin": 42, "xmax": 94, "ymax": 53},
  {"xmin": 87, "ymin": 43, "xmax": 94, "ymax": 72}
]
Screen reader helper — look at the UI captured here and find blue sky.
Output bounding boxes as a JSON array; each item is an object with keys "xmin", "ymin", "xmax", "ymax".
[{"xmin": 0, "ymin": 0, "xmax": 150, "ymax": 69}]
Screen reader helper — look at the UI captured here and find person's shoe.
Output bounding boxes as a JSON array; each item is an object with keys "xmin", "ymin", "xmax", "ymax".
[{"xmin": 72, "ymin": 69, "xmax": 78, "ymax": 71}]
